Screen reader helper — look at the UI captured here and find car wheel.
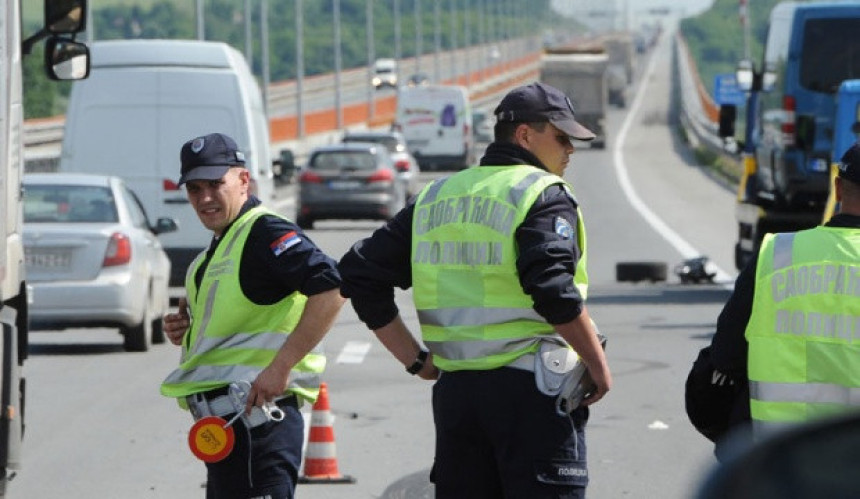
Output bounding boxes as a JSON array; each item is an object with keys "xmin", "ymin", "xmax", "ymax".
[
  {"xmin": 123, "ymin": 301, "xmax": 152, "ymax": 352},
  {"xmin": 151, "ymin": 316, "xmax": 166, "ymax": 344},
  {"xmin": 297, "ymin": 216, "xmax": 314, "ymax": 230},
  {"xmin": 616, "ymin": 261, "xmax": 668, "ymax": 283}
]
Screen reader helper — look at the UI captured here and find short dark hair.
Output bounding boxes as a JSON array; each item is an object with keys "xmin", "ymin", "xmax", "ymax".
[{"xmin": 493, "ymin": 121, "xmax": 547, "ymax": 143}]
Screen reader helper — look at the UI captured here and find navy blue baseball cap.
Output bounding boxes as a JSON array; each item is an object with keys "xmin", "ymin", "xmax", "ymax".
[
  {"xmin": 838, "ymin": 143, "xmax": 860, "ymax": 184},
  {"xmin": 494, "ymin": 82, "xmax": 596, "ymax": 141},
  {"xmin": 179, "ymin": 133, "xmax": 246, "ymax": 186}
]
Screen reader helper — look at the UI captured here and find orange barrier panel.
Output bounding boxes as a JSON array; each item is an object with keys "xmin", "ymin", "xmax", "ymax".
[
  {"xmin": 269, "ymin": 52, "xmax": 541, "ymax": 142},
  {"xmin": 677, "ymin": 34, "xmax": 719, "ymax": 124}
]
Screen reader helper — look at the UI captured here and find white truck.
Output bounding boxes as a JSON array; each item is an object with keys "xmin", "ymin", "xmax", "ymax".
[
  {"xmin": 540, "ymin": 48, "xmax": 609, "ymax": 149},
  {"xmin": 1, "ymin": 0, "xmax": 89, "ymax": 493},
  {"xmin": 600, "ymin": 32, "xmax": 636, "ymax": 85}
]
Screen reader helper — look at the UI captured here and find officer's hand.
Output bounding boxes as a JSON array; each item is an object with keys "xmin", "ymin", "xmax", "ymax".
[
  {"xmin": 418, "ymin": 352, "xmax": 440, "ymax": 381},
  {"xmin": 246, "ymin": 364, "xmax": 289, "ymax": 414},
  {"xmin": 162, "ymin": 297, "xmax": 190, "ymax": 346},
  {"xmin": 582, "ymin": 365, "xmax": 612, "ymax": 406}
]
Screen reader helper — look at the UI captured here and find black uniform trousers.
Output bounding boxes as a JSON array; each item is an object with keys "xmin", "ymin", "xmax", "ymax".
[
  {"xmin": 204, "ymin": 396, "xmax": 303, "ymax": 499},
  {"xmin": 431, "ymin": 366, "xmax": 589, "ymax": 499}
]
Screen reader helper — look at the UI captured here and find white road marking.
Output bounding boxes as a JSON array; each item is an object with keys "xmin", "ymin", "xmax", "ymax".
[
  {"xmin": 335, "ymin": 340, "xmax": 372, "ymax": 364},
  {"xmin": 612, "ymin": 43, "xmax": 734, "ymax": 287}
]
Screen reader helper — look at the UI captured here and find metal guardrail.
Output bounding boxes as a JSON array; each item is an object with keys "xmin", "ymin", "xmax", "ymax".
[
  {"xmin": 22, "ymin": 37, "xmax": 540, "ymax": 172},
  {"xmin": 674, "ymin": 32, "xmax": 730, "ymax": 156}
]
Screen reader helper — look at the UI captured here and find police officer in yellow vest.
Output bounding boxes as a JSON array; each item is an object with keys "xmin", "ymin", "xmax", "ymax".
[
  {"xmin": 339, "ymin": 82, "xmax": 612, "ymax": 498},
  {"xmin": 160, "ymin": 133, "xmax": 344, "ymax": 498},
  {"xmin": 693, "ymin": 142, "xmax": 860, "ymax": 455}
]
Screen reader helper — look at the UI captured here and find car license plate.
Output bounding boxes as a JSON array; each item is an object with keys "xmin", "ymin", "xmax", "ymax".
[
  {"xmin": 329, "ymin": 180, "xmax": 361, "ymax": 190},
  {"xmin": 25, "ymin": 251, "xmax": 71, "ymax": 269}
]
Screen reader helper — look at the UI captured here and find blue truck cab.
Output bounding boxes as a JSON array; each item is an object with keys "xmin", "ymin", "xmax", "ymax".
[
  {"xmin": 724, "ymin": 1, "xmax": 860, "ymax": 269},
  {"xmin": 755, "ymin": 1, "xmax": 860, "ymax": 208},
  {"xmin": 823, "ymin": 79, "xmax": 860, "ymax": 219}
]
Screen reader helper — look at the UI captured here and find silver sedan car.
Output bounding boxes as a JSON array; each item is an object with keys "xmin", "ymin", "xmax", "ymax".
[{"xmin": 22, "ymin": 173, "xmax": 177, "ymax": 352}]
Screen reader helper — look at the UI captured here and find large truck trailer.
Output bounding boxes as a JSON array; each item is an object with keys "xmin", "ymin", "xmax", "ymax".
[
  {"xmin": 540, "ymin": 47, "xmax": 609, "ymax": 149},
  {"xmin": 1, "ymin": 1, "xmax": 89, "ymax": 493}
]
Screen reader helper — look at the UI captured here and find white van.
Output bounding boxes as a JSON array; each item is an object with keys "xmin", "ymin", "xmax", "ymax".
[
  {"xmin": 393, "ymin": 84, "xmax": 474, "ymax": 170},
  {"xmin": 372, "ymin": 58, "xmax": 398, "ymax": 89},
  {"xmin": 59, "ymin": 39, "xmax": 274, "ymax": 285}
]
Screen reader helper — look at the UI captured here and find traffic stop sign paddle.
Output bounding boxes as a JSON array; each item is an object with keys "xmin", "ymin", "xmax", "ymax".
[{"xmin": 188, "ymin": 416, "xmax": 235, "ymax": 463}]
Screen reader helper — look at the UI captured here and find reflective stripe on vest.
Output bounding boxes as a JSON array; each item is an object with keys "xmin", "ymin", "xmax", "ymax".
[
  {"xmin": 161, "ymin": 206, "xmax": 325, "ymax": 404},
  {"xmin": 746, "ymin": 227, "xmax": 860, "ymax": 436},
  {"xmin": 411, "ymin": 166, "xmax": 588, "ymax": 371}
]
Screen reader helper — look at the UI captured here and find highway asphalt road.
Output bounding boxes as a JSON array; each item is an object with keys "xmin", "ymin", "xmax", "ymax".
[{"xmin": 14, "ymin": 30, "xmax": 735, "ymax": 499}]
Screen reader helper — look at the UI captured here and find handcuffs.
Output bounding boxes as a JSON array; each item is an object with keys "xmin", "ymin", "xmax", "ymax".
[{"xmin": 224, "ymin": 380, "xmax": 285, "ymax": 428}]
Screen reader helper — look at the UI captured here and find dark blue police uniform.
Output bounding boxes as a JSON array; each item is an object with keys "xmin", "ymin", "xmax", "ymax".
[
  {"xmin": 192, "ymin": 195, "xmax": 341, "ymax": 499},
  {"xmin": 339, "ymin": 142, "xmax": 591, "ymax": 498},
  {"xmin": 700, "ymin": 213, "xmax": 860, "ymax": 460}
]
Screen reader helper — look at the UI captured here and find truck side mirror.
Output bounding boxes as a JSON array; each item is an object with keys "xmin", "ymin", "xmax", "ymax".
[
  {"xmin": 761, "ymin": 63, "xmax": 778, "ymax": 92},
  {"xmin": 45, "ymin": 0, "xmax": 87, "ymax": 34},
  {"xmin": 736, "ymin": 59, "xmax": 754, "ymax": 92},
  {"xmin": 44, "ymin": 37, "xmax": 90, "ymax": 80},
  {"xmin": 796, "ymin": 115, "xmax": 816, "ymax": 152},
  {"xmin": 275, "ymin": 149, "xmax": 296, "ymax": 183},
  {"xmin": 718, "ymin": 105, "xmax": 737, "ymax": 138}
]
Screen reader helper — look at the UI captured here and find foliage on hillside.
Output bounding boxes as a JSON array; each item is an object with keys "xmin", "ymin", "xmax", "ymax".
[
  {"xmin": 22, "ymin": 0, "xmax": 562, "ymax": 119},
  {"xmin": 680, "ymin": 0, "xmax": 782, "ymax": 95}
]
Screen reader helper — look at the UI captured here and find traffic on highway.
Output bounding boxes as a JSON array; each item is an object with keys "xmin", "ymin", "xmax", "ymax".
[
  {"xmin": 13, "ymin": 20, "xmax": 733, "ymax": 499},
  {"xmin": 8, "ymin": 1, "xmax": 860, "ymax": 498}
]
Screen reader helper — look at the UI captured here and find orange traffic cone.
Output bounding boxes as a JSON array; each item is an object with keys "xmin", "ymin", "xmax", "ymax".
[{"xmin": 298, "ymin": 382, "xmax": 355, "ymax": 484}]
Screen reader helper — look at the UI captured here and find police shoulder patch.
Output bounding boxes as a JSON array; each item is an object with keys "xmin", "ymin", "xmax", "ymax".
[
  {"xmin": 554, "ymin": 216, "xmax": 573, "ymax": 240},
  {"xmin": 270, "ymin": 231, "xmax": 302, "ymax": 257}
]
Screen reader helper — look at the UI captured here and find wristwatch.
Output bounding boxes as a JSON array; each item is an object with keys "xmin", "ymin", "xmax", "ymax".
[{"xmin": 406, "ymin": 349, "xmax": 429, "ymax": 375}]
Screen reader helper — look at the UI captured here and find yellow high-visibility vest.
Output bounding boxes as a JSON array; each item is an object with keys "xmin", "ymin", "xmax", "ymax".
[
  {"xmin": 161, "ymin": 206, "xmax": 325, "ymax": 404},
  {"xmin": 746, "ymin": 227, "xmax": 860, "ymax": 436},
  {"xmin": 411, "ymin": 165, "xmax": 588, "ymax": 371}
]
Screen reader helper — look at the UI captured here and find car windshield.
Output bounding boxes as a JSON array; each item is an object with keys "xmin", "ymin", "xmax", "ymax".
[
  {"xmin": 311, "ymin": 151, "xmax": 377, "ymax": 171},
  {"xmin": 344, "ymin": 136, "xmax": 402, "ymax": 153},
  {"xmin": 23, "ymin": 184, "xmax": 118, "ymax": 223}
]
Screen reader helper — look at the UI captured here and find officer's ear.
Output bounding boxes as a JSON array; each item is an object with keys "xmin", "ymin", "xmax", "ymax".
[
  {"xmin": 513, "ymin": 123, "xmax": 532, "ymax": 148},
  {"xmin": 236, "ymin": 167, "xmax": 251, "ymax": 186}
]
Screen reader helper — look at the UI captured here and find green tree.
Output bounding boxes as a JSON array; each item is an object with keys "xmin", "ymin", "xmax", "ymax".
[
  {"xmin": 22, "ymin": 45, "xmax": 56, "ymax": 119},
  {"xmin": 23, "ymin": 0, "xmax": 557, "ymax": 119}
]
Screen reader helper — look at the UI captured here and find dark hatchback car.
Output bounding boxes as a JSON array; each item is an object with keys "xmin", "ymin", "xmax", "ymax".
[{"xmin": 297, "ymin": 142, "xmax": 407, "ymax": 229}]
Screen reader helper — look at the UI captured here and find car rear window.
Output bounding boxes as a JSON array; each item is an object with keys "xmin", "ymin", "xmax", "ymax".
[
  {"xmin": 311, "ymin": 151, "xmax": 377, "ymax": 171},
  {"xmin": 344, "ymin": 136, "xmax": 401, "ymax": 153},
  {"xmin": 800, "ymin": 17, "xmax": 860, "ymax": 93},
  {"xmin": 23, "ymin": 184, "xmax": 118, "ymax": 223}
]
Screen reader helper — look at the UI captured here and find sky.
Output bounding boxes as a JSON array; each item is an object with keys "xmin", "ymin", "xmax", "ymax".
[{"xmin": 550, "ymin": 0, "xmax": 715, "ymax": 31}]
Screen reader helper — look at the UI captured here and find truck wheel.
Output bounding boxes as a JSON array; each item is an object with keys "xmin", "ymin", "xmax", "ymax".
[{"xmin": 616, "ymin": 261, "xmax": 668, "ymax": 283}]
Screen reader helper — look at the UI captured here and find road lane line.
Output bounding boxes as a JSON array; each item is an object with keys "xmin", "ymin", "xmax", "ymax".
[
  {"xmin": 612, "ymin": 39, "xmax": 734, "ymax": 286},
  {"xmin": 335, "ymin": 340, "xmax": 372, "ymax": 364}
]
